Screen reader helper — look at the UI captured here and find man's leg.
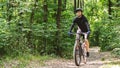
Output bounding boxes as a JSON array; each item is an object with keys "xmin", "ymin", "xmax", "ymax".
[
  {"xmin": 74, "ymin": 28, "xmax": 80, "ymax": 49},
  {"xmin": 85, "ymin": 39, "xmax": 90, "ymax": 52},
  {"xmin": 84, "ymin": 34, "xmax": 90, "ymax": 57}
]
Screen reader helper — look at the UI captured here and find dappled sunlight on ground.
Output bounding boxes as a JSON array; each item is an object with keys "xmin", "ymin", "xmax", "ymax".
[
  {"xmin": 41, "ymin": 47, "xmax": 120, "ymax": 68},
  {"xmin": 99, "ymin": 65, "xmax": 120, "ymax": 68}
]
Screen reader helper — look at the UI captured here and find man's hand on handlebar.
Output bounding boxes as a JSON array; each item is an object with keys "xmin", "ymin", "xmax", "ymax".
[
  {"xmin": 68, "ymin": 31, "xmax": 90, "ymax": 37},
  {"xmin": 79, "ymin": 31, "xmax": 90, "ymax": 35},
  {"xmin": 68, "ymin": 31, "xmax": 73, "ymax": 37},
  {"xmin": 87, "ymin": 31, "xmax": 90, "ymax": 34}
]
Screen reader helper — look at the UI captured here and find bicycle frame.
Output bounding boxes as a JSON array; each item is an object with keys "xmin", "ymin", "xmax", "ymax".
[{"xmin": 73, "ymin": 32, "xmax": 87, "ymax": 66}]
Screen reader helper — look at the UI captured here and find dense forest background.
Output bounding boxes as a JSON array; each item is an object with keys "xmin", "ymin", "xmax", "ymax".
[{"xmin": 0, "ymin": 0, "xmax": 120, "ymax": 58}]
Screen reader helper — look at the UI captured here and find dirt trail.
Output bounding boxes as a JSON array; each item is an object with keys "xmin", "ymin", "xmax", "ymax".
[
  {"xmin": 2, "ymin": 47, "xmax": 120, "ymax": 68},
  {"xmin": 41, "ymin": 47, "xmax": 120, "ymax": 68}
]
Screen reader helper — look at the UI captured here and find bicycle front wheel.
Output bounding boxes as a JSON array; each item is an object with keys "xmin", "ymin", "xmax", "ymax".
[
  {"xmin": 82, "ymin": 45, "xmax": 87, "ymax": 64},
  {"xmin": 73, "ymin": 45, "xmax": 82, "ymax": 66}
]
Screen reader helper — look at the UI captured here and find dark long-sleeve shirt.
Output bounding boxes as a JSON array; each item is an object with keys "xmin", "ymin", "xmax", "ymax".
[{"xmin": 69, "ymin": 15, "xmax": 90, "ymax": 32}]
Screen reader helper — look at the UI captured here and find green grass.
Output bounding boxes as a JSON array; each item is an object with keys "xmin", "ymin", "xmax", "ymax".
[{"xmin": 0, "ymin": 54, "xmax": 53, "ymax": 68}]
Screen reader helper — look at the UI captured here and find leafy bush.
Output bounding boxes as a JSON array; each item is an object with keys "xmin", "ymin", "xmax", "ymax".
[
  {"xmin": 111, "ymin": 48, "xmax": 120, "ymax": 58},
  {"xmin": 0, "ymin": 0, "xmax": 120, "ymax": 59}
]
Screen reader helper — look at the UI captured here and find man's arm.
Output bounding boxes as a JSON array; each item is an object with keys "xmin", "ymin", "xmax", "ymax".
[
  {"xmin": 69, "ymin": 22, "xmax": 75, "ymax": 32},
  {"xmin": 85, "ymin": 22, "xmax": 90, "ymax": 31},
  {"xmin": 84, "ymin": 17, "xmax": 90, "ymax": 33},
  {"xmin": 69, "ymin": 19, "xmax": 76, "ymax": 32}
]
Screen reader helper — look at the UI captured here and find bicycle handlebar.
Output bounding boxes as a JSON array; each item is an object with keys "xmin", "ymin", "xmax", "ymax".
[{"xmin": 70, "ymin": 32, "xmax": 87, "ymax": 35}]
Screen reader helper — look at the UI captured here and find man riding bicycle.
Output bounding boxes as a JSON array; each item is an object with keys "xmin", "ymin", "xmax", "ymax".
[{"xmin": 68, "ymin": 8, "xmax": 90, "ymax": 57}]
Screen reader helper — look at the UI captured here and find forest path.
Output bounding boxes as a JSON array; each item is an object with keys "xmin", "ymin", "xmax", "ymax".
[
  {"xmin": 40, "ymin": 47, "xmax": 120, "ymax": 68},
  {"xmin": 3, "ymin": 47, "xmax": 120, "ymax": 68}
]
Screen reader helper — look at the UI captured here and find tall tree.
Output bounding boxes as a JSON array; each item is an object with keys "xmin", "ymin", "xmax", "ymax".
[
  {"xmin": 80, "ymin": 0, "xmax": 84, "ymax": 9},
  {"xmin": 74, "ymin": 0, "xmax": 76, "ymax": 12},
  {"xmin": 7, "ymin": 0, "xmax": 12, "ymax": 24},
  {"xmin": 43, "ymin": 0, "xmax": 48, "ymax": 54},
  {"xmin": 108, "ymin": 0, "xmax": 112, "ymax": 19},
  {"xmin": 28, "ymin": 0, "xmax": 38, "ymax": 48},
  {"xmin": 56, "ymin": 0, "xmax": 62, "ymax": 56},
  {"xmin": 43, "ymin": 0, "xmax": 48, "ymax": 22},
  {"xmin": 54, "ymin": 0, "xmax": 57, "ymax": 17},
  {"xmin": 80, "ymin": 0, "xmax": 82, "ymax": 8},
  {"xmin": 77, "ymin": 0, "xmax": 80, "ymax": 8},
  {"xmin": 82, "ymin": 0, "xmax": 84, "ymax": 9}
]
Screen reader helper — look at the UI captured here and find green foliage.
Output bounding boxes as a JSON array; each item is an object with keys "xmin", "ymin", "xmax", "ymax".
[
  {"xmin": 0, "ymin": 54, "xmax": 52, "ymax": 68},
  {"xmin": 85, "ymin": 0, "xmax": 120, "ymax": 53},
  {"xmin": 111, "ymin": 48, "xmax": 120, "ymax": 58},
  {"xmin": 0, "ymin": 0, "xmax": 120, "ymax": 59}
]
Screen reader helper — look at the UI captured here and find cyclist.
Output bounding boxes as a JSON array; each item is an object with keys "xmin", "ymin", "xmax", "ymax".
[{"xmin": 68, "ymin": 8, "xmax": 90, "ymax": 57}]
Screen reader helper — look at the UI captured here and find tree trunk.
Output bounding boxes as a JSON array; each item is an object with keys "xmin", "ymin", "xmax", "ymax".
[
  {"xmin": 7, "ymin": 0, "xmax": 12, "ymax": 24},
  {"xmin": 77, "ymin": 0, "xmax": 80, "ymax": 8},
  {"xmin": 108, "ymin": 0, "xmax": 112, "ymax": 19},
  {"xmin": 43, "ymin": 0, "xmax": 48, "ymax": 22},
  {"xmin": 56, "ymin": 0, "xmax": 62, "ymax": 56},
  {"xmin": 28, "ymin": 0, "xmax": 38, "ymax": 48},
  {"xmin": 80, "ymin": 0, "xmax": 84, "ymax": 9},
  {"xmin": 53, "ymin": 0, "xmax": 57, "ymax": 17},
  {"xmin": 56, "ymin": 0, "xmax": 62, "ymax": 29},
  {"xmin": 43, "ymin": 0, "xmax": 48, "ymax": 54},
  {"xmin": 74, "ymin": 0, "xmax": 76, "ymax": 13},
  {"xmin": 80, "ymin": 0, "xmax": 82, "ymax": 8},
  {"xmin": 82, "ymin": 0, "xmax": 84, "ymax": 9}
]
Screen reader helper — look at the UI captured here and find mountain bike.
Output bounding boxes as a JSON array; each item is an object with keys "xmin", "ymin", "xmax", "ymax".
[{"xmin": 73, "ymin": 32, "xmax": 87, "ymax": 66}]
